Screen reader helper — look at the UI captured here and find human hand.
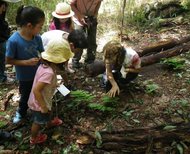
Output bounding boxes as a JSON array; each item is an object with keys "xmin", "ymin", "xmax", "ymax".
[
  {"xmin": 79, "ymin": 15, "xmax": 87, "ymax": 25},
  {"xmin": 27, "ymin": 58, "xmax": 40, "ymax": 66},
  {"xmin": 107, "ymin": 85, "xmax": 120, "ymax": 97}
]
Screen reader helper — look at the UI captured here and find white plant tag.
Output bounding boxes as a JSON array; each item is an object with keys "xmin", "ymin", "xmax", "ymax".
[{"xmin": 57, "ymin": 84, "xmax": 70, "ymax": 96}]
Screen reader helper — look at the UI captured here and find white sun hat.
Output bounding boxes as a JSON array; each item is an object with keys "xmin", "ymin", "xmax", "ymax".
[
  {"xmin": 52, "ymin": 2, "xmax": 74, "ymax": 19},
  {"xmin": 41, "ymin": 38, "xmax": 74, "ymax": 64}
]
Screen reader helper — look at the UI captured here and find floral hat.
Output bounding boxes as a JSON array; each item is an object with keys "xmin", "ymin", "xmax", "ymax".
[
  {"xmin": 52, "ymin": 2, "xmax": 74, "ymax": 19},
  {"xmin": 41, "ymin": 38, "xmax": 74, "ymax": 64}
]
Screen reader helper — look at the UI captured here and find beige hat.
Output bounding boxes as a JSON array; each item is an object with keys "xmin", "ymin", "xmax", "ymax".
[
  {"xmin": 41, "ymin": 38, "xmax": 74, "ymax": 64},
  {"xmin": 52, "ymin": 2, "xmax": 74, "ymax": 19}
]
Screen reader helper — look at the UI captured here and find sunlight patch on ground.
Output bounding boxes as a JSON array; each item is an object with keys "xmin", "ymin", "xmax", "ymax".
[{"xmin": 97, "ymin": 31, "xmax": 119, "ymax": 53}]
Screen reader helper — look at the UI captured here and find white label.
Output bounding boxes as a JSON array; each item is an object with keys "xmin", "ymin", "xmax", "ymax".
[{"xmin": 57, "ymin": 84, "xmax": 70, "ymax": 96}]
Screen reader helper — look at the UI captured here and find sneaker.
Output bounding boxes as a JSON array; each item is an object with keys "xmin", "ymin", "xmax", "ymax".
[
  {"xmin": 51, "ymin": 117, "xmax": 63, "ymax": 126},
  {"xmin": 13, "ymin": 111, "xmax": 22, "ymax": 124},
  {"xmin": 30, "ymin": 134, "xmax": 47, "ymax": 144}
]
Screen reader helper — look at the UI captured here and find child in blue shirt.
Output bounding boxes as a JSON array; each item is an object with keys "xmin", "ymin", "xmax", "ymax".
[{"xmin": 6, "ymin": 5, "xmax": 45, "ymax": 124}]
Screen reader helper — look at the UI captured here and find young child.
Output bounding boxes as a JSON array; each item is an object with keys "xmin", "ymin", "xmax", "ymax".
[
  {"xmin": 69, "ymin": 0, "xmax": 102, "ymax": 67},
  {"xmin": 41, "ymin": 29, "xmax": 88, "ymax": 73},
  {"xmin": 28, "ymin": 38, "xmax": 74, "ymax": 144},
  {"xmin": 86, "ymin": 40, "xmax": 141, "ymax": 97},
  {"xmin": 49, "ymin": 2, "xmax": 74, "ymax": 33},
  {"xmin": 6, "ymin": 5, "xmax": 45, "ymax": 123}
]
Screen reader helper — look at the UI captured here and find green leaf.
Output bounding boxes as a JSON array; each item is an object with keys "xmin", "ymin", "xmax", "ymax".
[
  {"xmin": 163, "ymin": 125, "xmax": 177, "ymax": 131},
  {"xmin": 95, "ymin": 131, "xmax": 102, "ymax": 148},
  {"xmin": 133, "ymin": 119, "xmax": 140, "ymax": 123},
  {"xmin": 177, "ymin": 143, "xmax": 183, "ymax": 154}
]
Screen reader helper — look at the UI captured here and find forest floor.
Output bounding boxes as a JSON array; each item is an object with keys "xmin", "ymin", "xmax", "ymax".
[{"xmin": 1, "ymin": 13, "xmax": 190, "ymax": 154}]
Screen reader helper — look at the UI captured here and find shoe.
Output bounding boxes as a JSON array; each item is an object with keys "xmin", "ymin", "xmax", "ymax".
[
  {"xmin": 13, "ymin": 111, "xmax": 22, "ymax": 124},
  {"xmin": 51, "ymin": 117, "xmax": 63, "ymax": 126},
  {"xmin": 30, "ymin": 134, "xmax": 47, "ymax": 144},
  {"xmin": 0, "ymin": 130, "xmax": 14, "ymax": 144}
]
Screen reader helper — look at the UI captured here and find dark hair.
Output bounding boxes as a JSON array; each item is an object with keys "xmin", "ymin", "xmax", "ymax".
[
  {"xmin": 53, "ymin": 17, "xmax": 71, "ymax": 30},
  {"xmin": 16, "ymin": 5, "xmax": 45, "ymax": 26},
  {"xmin": 67, "ymin": 29, "xmax": 88, "ymax": 49}
]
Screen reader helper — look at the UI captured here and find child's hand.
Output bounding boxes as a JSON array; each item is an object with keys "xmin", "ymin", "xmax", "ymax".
[
  {"xmin": 27, "ymin": 58, "xmax": 40, "ymax": 66},
  {"xmin": 107, "ymin": 85, "xmax": 120, "ymax": 97}
]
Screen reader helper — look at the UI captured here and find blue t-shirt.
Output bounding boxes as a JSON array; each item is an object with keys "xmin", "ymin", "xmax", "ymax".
[{"xmin": 6, "ymin": 31, "xmax": 44, "ymax": 81}]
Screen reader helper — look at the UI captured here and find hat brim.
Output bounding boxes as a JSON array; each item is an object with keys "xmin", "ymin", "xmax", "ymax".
[
  {"xmin": 52, "ymin": 11, "xmax": 74, "ymax": 19},
  {"xmin": 41, "ymin": 51, "xmax": 74, "ymax": 64},
  {"xmin": 3, "ymin": 0, "xmax": 21, "ymax": 2}
]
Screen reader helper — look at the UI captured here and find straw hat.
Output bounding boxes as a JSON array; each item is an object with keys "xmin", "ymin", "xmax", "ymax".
[
  {"xmin": 2, "ymin": 0, "xmax": 21, "ymax": 2},
  {"xmin": 52, "ymin": 2, "xmax": 74, "ymax": 19},
  {"xmin": 41, "ymin": 38, "xmax": 74, "ymax": 64}
]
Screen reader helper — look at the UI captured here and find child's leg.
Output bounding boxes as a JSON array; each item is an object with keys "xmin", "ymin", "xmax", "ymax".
[
  {"xmin": 31, "ymin": 122, "xmax": 41, "ymax": 138},
  {"xmin": 30, "ymin": 110, "xmax": 48, "ymax": 144}
]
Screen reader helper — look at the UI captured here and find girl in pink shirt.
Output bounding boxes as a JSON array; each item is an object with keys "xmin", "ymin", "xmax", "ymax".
[
  {"xmin": 49, "ymin": 2, "xmax": 74, "ymax": 33},
  {"xmin": 28, "ymin": 38, "xmax": 74, "ymax": 144}
]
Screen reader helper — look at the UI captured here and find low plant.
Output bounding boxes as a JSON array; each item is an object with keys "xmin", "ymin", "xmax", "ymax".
[
  {"xmin": 88, "ymin": 96, "xmax": 119, "ymax": 112},
  {"xmin": 143, "ymin": 80, "xmax": 159, "ymax": 94},
  {"xmin": 161, "ymin": 57, "xmax": 186, "ymax": 70},
  {"xmin": 69, "ymin": 90, "xmax": 95, "ymax": 108}
]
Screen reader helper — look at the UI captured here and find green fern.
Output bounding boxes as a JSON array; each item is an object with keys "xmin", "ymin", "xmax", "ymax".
[
  {"xmin": 161, "ymin": 57, "xmax": 186, "ymax": 70},
  {"xmin": 88, "ymin": 103, "xmax": 114, "ymax": 112}
]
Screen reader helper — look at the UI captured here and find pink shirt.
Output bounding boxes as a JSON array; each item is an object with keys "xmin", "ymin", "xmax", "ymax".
[{"xmin": 28, "ymin": 64, "xmax": 57, "ymax": 112}]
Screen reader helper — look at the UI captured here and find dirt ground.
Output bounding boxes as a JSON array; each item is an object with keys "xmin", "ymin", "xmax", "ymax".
[{"xmin": 1, "ymin": 16, "xmax": 190, "ymax": 154}]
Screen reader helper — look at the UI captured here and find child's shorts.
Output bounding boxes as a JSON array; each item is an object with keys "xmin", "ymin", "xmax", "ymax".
[{"xmin": 31, "ymin": 110, "xmax": 51, "ymax": 125}]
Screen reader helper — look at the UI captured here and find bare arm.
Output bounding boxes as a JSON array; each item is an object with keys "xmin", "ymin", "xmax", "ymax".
[
  {"xmin": 106, "ymin": 62, "xmax": 120, "ymax": 97},
  {"xmin": 33, "ymin": 82, "xmax": 49, "ymax": 113},
  {"xmin": 6, "ymin": 57, "xmax": 40, "ymax": 66},
  {"xmin": 125, "ymin": 67, "xmax": 141, "ymax": 73}
]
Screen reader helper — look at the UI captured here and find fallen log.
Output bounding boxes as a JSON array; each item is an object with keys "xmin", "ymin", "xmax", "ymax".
[
  {"xmin": 78, "ymin": 122, "xmax": 190, "ymax": 153},
  {"xmin": 159, "ymin": 15, "xmax": 184, "ymax": 26},
  {"xmin": 138, "ymin": 35, "xmax": 190, "ymax": 57},
  {"xmin": 141, "ymin": 41, "xmax": 190, "ymax": 67}
]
